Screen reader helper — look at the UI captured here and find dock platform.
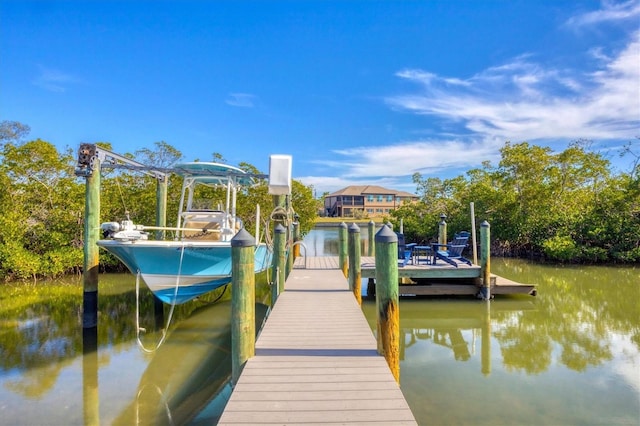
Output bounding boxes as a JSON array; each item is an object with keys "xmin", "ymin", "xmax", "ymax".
[
  {"xmin": 298, "ymin": 256, "xmax": 536, "ymax": 297},
  {"xmin": 218, "ymin": 267, "xmax": 417, "ymax": 425}
]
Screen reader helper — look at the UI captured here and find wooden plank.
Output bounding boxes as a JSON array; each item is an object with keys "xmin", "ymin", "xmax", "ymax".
[{"xmin": 218, "ymin": 268, "xmax": 417, "ymax": 425}]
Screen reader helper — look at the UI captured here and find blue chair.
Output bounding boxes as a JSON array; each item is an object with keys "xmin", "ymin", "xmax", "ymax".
[{"xmin": 432, "ymin": 233, "xmax": 472, "ymax": 267}]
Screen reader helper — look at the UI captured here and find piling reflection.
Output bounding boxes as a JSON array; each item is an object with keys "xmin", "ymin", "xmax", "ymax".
[{"xmin": 82, "ymin": 326, "xmax": 99, "ymax": 426}]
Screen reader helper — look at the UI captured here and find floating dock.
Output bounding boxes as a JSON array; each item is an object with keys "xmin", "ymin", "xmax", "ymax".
[{"xmin": 218, "ymin": 266, "xmax": 417, "ymax": 425}]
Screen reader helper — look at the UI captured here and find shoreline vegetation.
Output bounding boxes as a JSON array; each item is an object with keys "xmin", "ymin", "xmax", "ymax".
[{"xmin": 0, "ymin": 120, "xmax": 638, "ymax": 282}]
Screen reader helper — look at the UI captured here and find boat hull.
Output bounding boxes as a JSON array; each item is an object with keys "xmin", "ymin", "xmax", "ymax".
[{"xmin": 97, "ymin": 240, "xmax": 272, "ymax": 304}]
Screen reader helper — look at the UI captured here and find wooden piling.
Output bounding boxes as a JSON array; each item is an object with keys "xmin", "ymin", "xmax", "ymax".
[
  {"xmin": 338, "ymin": 222, "xmax": 348, "ymax": 277},
  {"xmin": 272, "ymin": 224, "xmax": 287, "ymax": 306},
  {"xmin": 292, "ymin": 220, "xmax": 300, "ymax": 259},
  {"xmin": 231, "ymin": 228, "xmax": 256, "ymax": 384},
  {"xmin": 368, "ymin": 220, "xmax": 375, "ymax": 257},
  {"xmin": 375, "ymin": 225, "xmax": 400, "ymax": 382},
  {"xmin": 154, "ymin": 174, "xmax": 168, "ymax": 323},
  {"xmin": 438, "ymin": 213, "xmax": 447, "ymax": 246},
  {"xmin": 348, "ymin": 223, "xmax": 362, "ymax": 305},
  {"xmin": 480, "ymin": 220, "xmax": 491, "ymax": 300},
  {"xmin": 82, "ymin": 157, "xmax": 100, "ymax": 329}
]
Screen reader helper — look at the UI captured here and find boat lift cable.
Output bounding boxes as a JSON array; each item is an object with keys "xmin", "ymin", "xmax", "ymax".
[{"xmin": 135, "ymin": 244, "xmax": 186, "ymax": 353}]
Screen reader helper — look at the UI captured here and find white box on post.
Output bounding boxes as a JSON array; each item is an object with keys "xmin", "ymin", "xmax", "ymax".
[{"xmin": 268, "ymin": 154, "xmax": 292, "ymax": 195}]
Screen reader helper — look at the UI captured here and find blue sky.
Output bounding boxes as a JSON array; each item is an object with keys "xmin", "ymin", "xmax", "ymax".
[{"xmin": 2, "ymin": 1, "xmax": 639, "ymax": 195}]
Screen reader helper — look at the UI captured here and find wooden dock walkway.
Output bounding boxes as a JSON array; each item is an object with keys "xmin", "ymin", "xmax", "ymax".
[{"xmin": 218, "ymin": 266, "xmax": 417, "ymax": 425}]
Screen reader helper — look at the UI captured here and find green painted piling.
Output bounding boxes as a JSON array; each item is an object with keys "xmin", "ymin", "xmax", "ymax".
[
  {"xmin": 271, "ymin": 224, "xmax": 287, "ymax": 306},
  {"xmin": 348, "ymin": 223, "xmax": 362, "ymax": 305},
  {"xmin": 82, "ymin": 157, "xmax": 100, "ymax": 329},
  {"xmin": 480, "ymin": 221, "xmax": 491, "ymax": 300},
  {"xmin": 155, "ymin": 174, "xmax": 168, "ymax": 240},
  {"xmin": 338, "ymin": 222, "xmax": 348, "ymax": 277},
  {"xmin": 368, "ymin": 220, "xmax": 375, "ymax": 256},
  {"xmin": 438, "ymin": 213, "xmax": 447, "ymax": 246},
  {"xmin": 375, "ymin": 225, "xmax": 400, "ymax": 382},
  {"xmin": 231, "ymin": 228, "xmax": 256, "ymax": 384}
]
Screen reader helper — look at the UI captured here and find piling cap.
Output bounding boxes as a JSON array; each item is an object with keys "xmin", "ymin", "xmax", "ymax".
[
  {"xmin": 348, "ymin": 223, "xmax": 360, "ymax": 233},
  {"xmin": 481, "ymin": 220, "xmax": 490, "ymax": 228},
  {"xmin": 231, "ymin": 227, "xmax": 255, "ymax": 247},
  {"xmin": 375, "ymin": 224, "xmax": 397, "ymax": 243},
  {"xmin": 339, "ymin": 222, "xmax": 347, "ymax": 229},
  {"xmin": 274, "ymin": 224, "xmax": 286, "ymax": 234}
]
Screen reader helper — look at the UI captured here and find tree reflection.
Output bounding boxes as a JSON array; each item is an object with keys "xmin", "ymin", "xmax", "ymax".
[{"xmin": 399, "ymin": 261, "xmax": 639, "ymax": 375}]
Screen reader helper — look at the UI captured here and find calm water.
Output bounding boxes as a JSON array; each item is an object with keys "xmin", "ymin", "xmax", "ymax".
[{"xmin": 0, "ymin": 227, "xmax": 638, "ymax": 425}]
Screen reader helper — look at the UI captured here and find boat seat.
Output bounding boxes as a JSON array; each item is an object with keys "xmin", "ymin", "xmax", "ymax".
[{"xmin": 183, "ymin": 219, "xmax": 222, "ymax": 240}]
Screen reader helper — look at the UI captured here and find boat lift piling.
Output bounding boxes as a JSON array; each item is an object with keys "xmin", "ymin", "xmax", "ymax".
[
  {"xmin": 76, "ymin": 143, "xmax": 169, "ymax": 329},
  {"xmin": 267, "ymin": 154, "xmax": 293, "ymax": 305},
  {"xmin": 272, "ymin": 224, "xmax": 287, "ymax": 306},
  {"xmin": 231, "ymin": 228, "xmax": 256, "ymax": 384}
]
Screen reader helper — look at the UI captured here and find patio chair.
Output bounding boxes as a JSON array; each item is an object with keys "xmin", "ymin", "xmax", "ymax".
[{"xmin": 432, "ymin": 233, "xmax": 472, "ymax": 267}]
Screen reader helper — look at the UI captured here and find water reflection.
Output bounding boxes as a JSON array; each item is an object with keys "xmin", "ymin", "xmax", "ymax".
[
  {"xmin": 0, "ymin": 273, "xmax": 271, "ymax": 425},
  {"xmin": 112, "ymin": 301, "xmax": 268, "ymax": 425}
]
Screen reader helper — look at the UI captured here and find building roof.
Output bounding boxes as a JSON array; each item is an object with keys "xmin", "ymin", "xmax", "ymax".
[{"xmin": 327, "ymin": 185, "xmax": 417, "ymax": 198}]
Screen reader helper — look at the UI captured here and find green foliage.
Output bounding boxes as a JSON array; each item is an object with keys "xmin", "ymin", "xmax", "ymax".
[
  {"xmin": 405, "ymin": 140, "xmax": 639, "ymax": 264},
  {"xmin": 0, "ymin": 125, "xmax": 318, "ymax": 280},
  {"xmin": 542, "ymin": 235, "xmax": 579, "ymax": 261}
]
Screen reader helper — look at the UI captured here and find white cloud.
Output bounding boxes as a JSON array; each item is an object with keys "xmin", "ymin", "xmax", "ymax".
[
  {"xmin": 32, "ymin": 65, "xmax": 79, "ymax": 92},
  {"xmin": 305, "ymin": 1, "xmax": 640, "ymax": 195},
  {"xmin": 386, "ymin": 31, "xmax": 640, "ymax": 142},
  {"xmin": 565, "ymin": 0, "xmax": 640, "ymax": 27},
  {"xmin": 225, "ymin": 93, "xmax": 256, "ymax": 107}
]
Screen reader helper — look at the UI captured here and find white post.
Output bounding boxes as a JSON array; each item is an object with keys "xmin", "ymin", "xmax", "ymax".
[{"xmin": 255, "ymin": 204, "xmax": 261, "ymax": 244}]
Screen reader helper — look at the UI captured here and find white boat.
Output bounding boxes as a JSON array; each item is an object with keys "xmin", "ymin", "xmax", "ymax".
[{"xmin": 97, "ymin": 162, "xmax": 272, "ymax": 305}]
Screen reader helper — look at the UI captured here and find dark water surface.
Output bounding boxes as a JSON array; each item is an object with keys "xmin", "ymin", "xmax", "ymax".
[{"xmin": 0, "ymin": 227, "xmax": 638, "ymax": 425}]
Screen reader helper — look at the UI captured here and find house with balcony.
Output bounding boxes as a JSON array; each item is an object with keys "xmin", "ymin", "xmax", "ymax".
[{"xmin": 324, "ymin": 185, "xmax": 418, "ymax": 218}]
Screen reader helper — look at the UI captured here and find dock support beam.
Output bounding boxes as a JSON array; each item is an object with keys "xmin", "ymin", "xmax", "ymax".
[
  {"xmin": 272, "ymin": 224, "xmax": 286, "ymax": 306},
  {"xmin": 231, "ymin": 228, "xmax": 256, "ymax": 384},
  {"xmin": 348, "ymin": 223, "xmax": 362, "ymax": 306},
  {"xmin": 338, "ymin": 222, "xmax": 348, "ymax": 277},
  {"xmin": 368, "ymin": 220, "xmax": 375, "ymax": 256},
  {"xmin": 375, "ymin": 225, "xmax": 400, "ymax": 383},
  {"xmin": 479, "ymin": 220, "xmax": 491, "ymax": 300}
]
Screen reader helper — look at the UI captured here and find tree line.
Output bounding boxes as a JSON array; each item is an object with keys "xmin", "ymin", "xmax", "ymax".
[
  {"xmin": 1, "ymin": 119, "xmax": 637, "ymax": 281},
  {"xmin": 0, "ymin": 121, "xmax": 318, "ymax": 281},
  {"xmin": 390, "ymin": 140, "xmax": 639, "ymax": 263}
]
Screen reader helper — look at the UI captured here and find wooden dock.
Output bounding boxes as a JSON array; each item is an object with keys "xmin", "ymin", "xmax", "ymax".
[
  {"xmin": 218, "ymin": 266, "xmax": 417, "ymax": 425},
  {"xmin": 297, "ymin": 256, "xmax": 536, "ymax": 297}
]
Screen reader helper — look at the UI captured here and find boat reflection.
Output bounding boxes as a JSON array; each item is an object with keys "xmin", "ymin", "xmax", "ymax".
[{"xmin": 109, "ymin": 300, "xmax": 269, "ymax": 425}]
